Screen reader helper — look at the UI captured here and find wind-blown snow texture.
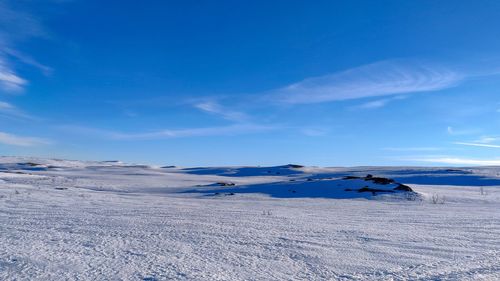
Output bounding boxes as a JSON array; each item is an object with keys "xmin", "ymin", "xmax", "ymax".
[{"xmin": 0, "ymin": 157, "xmax": 499, "ymax": 280}]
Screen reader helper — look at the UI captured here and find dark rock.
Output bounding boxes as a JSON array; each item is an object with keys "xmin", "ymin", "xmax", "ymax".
[
  {"xmin": 393, "ymin": 184, "xmax": 413, "ymax": 192},
  {"xmin": 366, "ymin": 177, "xmax": 395, "ymax": 185},
  {"xmin": 358, "ymin": 187, "xmax": 394, "ymax": 193},
  {"xmin": 21, "ymin": 162, "xmax": 41, "ymax": 167},
  {"xmin": 343, "ymin": 175, "xmax": 395, "ymax": 184},
  {"xmin": 343, "ymin": 176, "xmax": 361, "ymax": 180},
  {"xmin": 216, "ymin": 182, "xmax": 236, "ymax": 186}
]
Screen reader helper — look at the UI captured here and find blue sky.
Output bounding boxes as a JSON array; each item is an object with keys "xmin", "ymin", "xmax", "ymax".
[{"xmin": 2, "ymin": 0, "xmax": 500, "ymax": 166}]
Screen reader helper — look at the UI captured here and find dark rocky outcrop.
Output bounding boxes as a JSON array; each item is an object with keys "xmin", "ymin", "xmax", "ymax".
[
  {"xmin": 358, "ymin": 187, "xmax": 394, "ymax": 193},
  {"xmin": 343, "ymin": 174, "xmax": 395, "ymax": 185},
  {"xmin": 286, "ymin": 164, "xmax": 305, "ymax": 168},
  {"xmin": 216, "ymin": 182, "xmax": 236, "ymax": 187},
  {"xmin": 343, "ymin": 174, "xmax": 414, "ymax": 194},
  {"xmin": 21, "ymin": 162, "xmax": 41, "ymax": 167},
  {"xmin": 393, "ymin": 184, "xmax": 413, "ymax": 192},
  {"xmin": 368, "ymin": 177, "xmax": 395, "ymax": 185},
  {"xmin": 343, "ymin": 176, "xmax": 361, "ymax": 180}
]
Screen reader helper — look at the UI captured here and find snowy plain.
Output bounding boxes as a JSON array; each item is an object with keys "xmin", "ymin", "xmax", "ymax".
[{"xmin": 0, "ymin": 157, "xmax": 499, "ymax": 280}]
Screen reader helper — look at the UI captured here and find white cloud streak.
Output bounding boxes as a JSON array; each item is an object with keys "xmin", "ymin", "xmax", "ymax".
[
  {"xmin": 300, "ymin": 128, "xmax": 329, "ymax": 137},
  {"xmin": 410, "ymin": 157, "xmax": 500, "ymax": 166},
  {"xmin": 446, "ymin": 126, "xmax": 480, "ymax": 136},
  {"xmin": 0, "ymin": 58, "xmax": 27, "ymax": 92},
  {"xmin": 0, "ymin": 101, "xmax": 14, "ymax": 110},
  {"xmin": 0, "ymin": 1, "xmax": 52, "ymax": 93},
  {"xmin": 60, "ymin": 123, "xmax": 278, "ymax": 140},
  {"xmin": 0, "ymin": 2, "xmax": 47, "ymax": 43},
  {"xmin": 0, "ymin": 131, "xmax": 51, "ymax": 146},
  {"xmin": 0, "ymin": 101, "xmax": 37, "ymax": 120},
  {"xmin": 355, "ymin": 95, "xmax": 408, "ymax": 109},
  {"xmin": 474, "ymin": 136, "xmax": 500, "ymax": 144},
  {"xmin": 357, "ymin": 99, "xmax": 389, "ymax": 109},
  {"xmin": 193, "ymin": 101, "xmax": 248, "ymax": 121},
  {"xmin": 383, "ymin": 147, "xmax": 442, "ymax": 152},
  {"xmin": 454, "ymin": 142, "xmax": 500, "ymax": 148},
  {"xmin": 3, "ymin": 48, "xmax": 52, "ymax": 75},
  {"xmin": 271, "ymin": 60, "xmax": 462, "ymax": 104}
]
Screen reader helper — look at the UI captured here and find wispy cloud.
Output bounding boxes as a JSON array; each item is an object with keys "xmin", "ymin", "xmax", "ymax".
[
  {"xmin": 0, "ymin": 101, "xmax": 14, "ymax": 110},
  {"xmin": 410, "ymin": 156, "xmax": 500, "ymax": 166},
  {"xmin": 300, "ymin": 128, "xmax": 329, "ymax": 137},
  {"xmin": 357, "ymin": 99, "xmax": 390, "ymax": 109},
  {"xmin": 355, "ymin": 95, "xmax": 408, "ymax": 109},
  {"xmin": 60, "ymin": 123, "xmax": 279, "ymax": 140},
  {"xmin": 270, "ymin": 60, "xmax": 462, "ymax": 104},
  {"xmin": 0, "ymin": 131, "xmax": 51, "ymax": 146},
  {"xmin": 454, "ymin": 142, "xmax": 500, "ymax": 149},
  {"xmin": 446, "ymin": 126, "xmax": 480, "ymax": 136},
  {"xmin": 383, "ymin": 147, "xmax": 442, "ymax": 152},
  {"xmin": 0, "ymin": 2, "xmax": 47, "ymax": 44},
  {"xmin": 0, "ymin": 101, "xmax": 33, "ymax": 119},
  {"xmin": 0, "ymin": 58, "xmax": 27, "ymax": 92},
  {"xmin": 3, "ymin": 48, "xmax": 52, "ymax": 75},
  {"xmin": 0, "ymin": 1, "xmax": 53, "ymax": 93},
  {"xmin": 451, "ymin": 135, "xmax": 500, "ymax": 149},
  {"xmin": 193, "ymin": 101, "xmax": 248, "ymax": 121},
  {"xmin": 113, "ymin": 124, "xmax": 276, "ymax": 140},
  {"xmin": 474, "ymin": 136, "xmax": 500, "ymax": 144}
]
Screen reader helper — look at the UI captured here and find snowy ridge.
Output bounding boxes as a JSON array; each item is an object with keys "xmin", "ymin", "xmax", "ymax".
[{"xmin": 0, "ymin": 157, "xmax": 499, "ymax": 280}]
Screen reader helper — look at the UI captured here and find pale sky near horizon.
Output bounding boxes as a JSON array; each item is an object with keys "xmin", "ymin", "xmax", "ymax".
[{"xmin": 2, "ymin": 0, "xmax": 500, "ymax": 166}]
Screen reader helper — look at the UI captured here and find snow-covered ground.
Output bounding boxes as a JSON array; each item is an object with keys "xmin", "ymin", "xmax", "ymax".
[{"xmin": 0, "ymin": 157, "xmax": 499, "ymax": 280}]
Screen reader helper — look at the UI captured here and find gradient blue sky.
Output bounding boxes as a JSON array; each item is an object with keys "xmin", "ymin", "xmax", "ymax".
[{"xmin": 2, "ymin": 0, "xmax": 500, "ymax": 166}]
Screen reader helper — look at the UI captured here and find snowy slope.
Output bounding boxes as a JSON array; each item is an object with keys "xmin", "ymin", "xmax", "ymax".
[{"xmin": 0, "ymin": 157, "xmax": 499, "ymax": 280}]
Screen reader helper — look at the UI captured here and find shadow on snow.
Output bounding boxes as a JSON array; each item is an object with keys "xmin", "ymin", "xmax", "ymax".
[{"xmin": 183, "ymin": 178, "xmax": 401, "ymax": 199}]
